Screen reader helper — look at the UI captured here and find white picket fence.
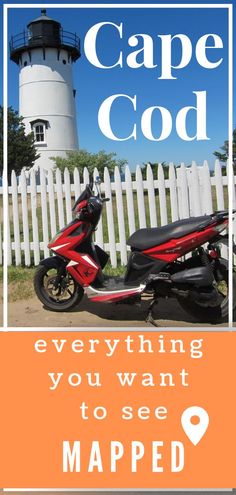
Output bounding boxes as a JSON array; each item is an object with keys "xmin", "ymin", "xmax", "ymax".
[{"xmin": 1, "ymin": 160, "xmax": 235, "ymax": 267}]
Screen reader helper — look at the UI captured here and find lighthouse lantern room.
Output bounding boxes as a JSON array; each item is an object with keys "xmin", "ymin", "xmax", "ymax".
[{"xmin": 10, "ymin": 9, "xmax": 80, "ymax": 170}]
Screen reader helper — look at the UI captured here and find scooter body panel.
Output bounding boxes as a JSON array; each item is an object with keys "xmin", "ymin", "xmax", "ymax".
[
  {"xmin": 143, "ymin": 223, "xmax": 225, "ymax": 262},
  {"xmin": 48, "ymin": 219, "xmax": 100, "ymax": 286}
]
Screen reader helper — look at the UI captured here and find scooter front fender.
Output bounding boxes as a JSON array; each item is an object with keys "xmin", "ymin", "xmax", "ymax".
[{"xmin": 39, "ymin": 256, "xmax": 67, "ymax": 269}]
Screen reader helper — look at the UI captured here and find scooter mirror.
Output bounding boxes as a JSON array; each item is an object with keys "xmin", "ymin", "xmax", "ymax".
[{"xmin": 88, "ymin": 181, "xmax": 93, "ymax": 193}]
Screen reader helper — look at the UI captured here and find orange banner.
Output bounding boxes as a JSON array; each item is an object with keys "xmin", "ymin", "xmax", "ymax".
[{"xmin": 0, "ymin": 331, "xmax": 235, "ymax": 488}]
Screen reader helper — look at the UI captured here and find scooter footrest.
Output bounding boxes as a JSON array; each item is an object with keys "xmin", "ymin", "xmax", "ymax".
[{"xmin": 85, "ymin": 282, "xmax": 145, "ymax": 302}]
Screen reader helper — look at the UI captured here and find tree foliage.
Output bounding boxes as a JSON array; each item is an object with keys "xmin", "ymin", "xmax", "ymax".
[
  {"xmin": 145, "ymin": 161, "xmax": 169, "ymax": 179},
  {"xmin": 0, "ymin": 106, "xmax": 39, "ymax": 181},
  {"xmin": 213, "ymin": 128, "xmax": 236, "ymax": 169},
  {"xmin": 140, "ymin": 161, "xmax": 178, "ymax": 180},
  {"xmin": 51, "ymin": 149, "xmax": 127, "ymax": 176}
]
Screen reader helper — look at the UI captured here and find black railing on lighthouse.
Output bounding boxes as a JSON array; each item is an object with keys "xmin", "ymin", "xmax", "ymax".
[{"xmin": 9, "ymin": 29, "xmax": 80, "ymax": 56}]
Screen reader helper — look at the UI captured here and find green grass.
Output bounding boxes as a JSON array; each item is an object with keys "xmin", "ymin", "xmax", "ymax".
[
  {"xmin": 104, "ymin": 263, "xmax": 125, "ymax": 277},
  {"xmin": 7, "ymin": 263, "xmax": 125, "ymax": 282},
  {"xmin": 0, "ymin": 264, "xmax": 125, "ymax": 282},
  {"xmin": 8, "ymin": 266, "xmax": 35, "ymax": 302},
  {"xmin": 8, "ymin": 265, "xmax": 35, "ymax": 283}
]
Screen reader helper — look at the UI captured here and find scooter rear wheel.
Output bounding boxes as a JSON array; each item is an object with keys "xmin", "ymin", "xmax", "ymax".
[
  {"xmin": 34, "ymin": 265, "xmax": 84, "ymax": 312},
  {"xmin": 177, "ymin": 261, "xmax": 236, "ymax": 323}
]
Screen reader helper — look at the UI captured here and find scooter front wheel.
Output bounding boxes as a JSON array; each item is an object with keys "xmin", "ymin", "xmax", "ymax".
[{"xmin": 34, "ymin": 265, "xmax": 84, "ymax": 312}]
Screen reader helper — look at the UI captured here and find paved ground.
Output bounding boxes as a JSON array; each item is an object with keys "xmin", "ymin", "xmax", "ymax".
[{"xmin": 8, "ymin": 294, "xmax": 228, "ymax": 328}]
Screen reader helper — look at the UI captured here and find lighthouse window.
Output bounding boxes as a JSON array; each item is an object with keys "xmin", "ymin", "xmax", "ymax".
[{"xmin": 34, "ymin": 124, "xmax": 45, "ymax": 143}]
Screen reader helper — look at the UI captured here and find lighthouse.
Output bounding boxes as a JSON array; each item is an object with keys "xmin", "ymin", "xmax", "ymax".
[{"xmin": 10, "ymin": 9, "xmax": 80, "ymax": 170}]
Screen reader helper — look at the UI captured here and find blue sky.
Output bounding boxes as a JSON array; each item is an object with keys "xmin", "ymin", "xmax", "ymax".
[{"xmin": 3, "ymin": 2, "xmax": 232, "ymax": 170}]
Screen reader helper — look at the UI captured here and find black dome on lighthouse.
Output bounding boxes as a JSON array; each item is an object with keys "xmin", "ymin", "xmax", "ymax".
[
  {"xmin": 10, "ymin": 9, "xmax": 80, "ymax": 64},
  {"xmin": 27, "ymin": 9, "xmax": 60, "ymax": 25}
]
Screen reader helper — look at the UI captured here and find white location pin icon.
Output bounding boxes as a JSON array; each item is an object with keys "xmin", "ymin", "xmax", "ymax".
[{"xmin": 181, "ymin": 406, "xmax": 209, "ymax": 445}]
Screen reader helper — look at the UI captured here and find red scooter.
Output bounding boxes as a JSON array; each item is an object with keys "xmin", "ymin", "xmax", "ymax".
[{"xmin": 34, "ymin": 179, "xmax": 235, "ymax": 323}]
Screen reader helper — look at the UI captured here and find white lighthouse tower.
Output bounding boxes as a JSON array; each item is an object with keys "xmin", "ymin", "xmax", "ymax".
[{"xmin": 10, "ymin": 9, "xmax": 80, "ymax": 170}]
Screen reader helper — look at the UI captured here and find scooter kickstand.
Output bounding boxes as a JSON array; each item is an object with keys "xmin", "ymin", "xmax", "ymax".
[{"xmin": 146, "ymin": 299, "xmax": 159, "ymax": 327}]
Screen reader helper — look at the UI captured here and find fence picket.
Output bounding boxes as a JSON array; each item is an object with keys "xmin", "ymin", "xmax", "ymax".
[
  {"xmin": 7, "ymin": 185, "xmax": 12, "ymax": 266},
  {"xmin": 56, "ymin": 168, "xmax": 65, "ymax": 229},
  {"xmin": 20, "ymin": 170, "xmax": 31, "ymax": 266},
  {"xmin": 83, "ymin": 167, "xmax": 90, "ymax": 188},
  {"xmin": 73, "ymin": 168, "xmax": 81, "ymax": 200},
  {"xmin": 177, "ymin": 163, "xmax": 190, "ymax": 219},
  {"xmin": 114, "ymin": 166, "xmax": 127, "ymax": 264},
  {"xmin": 11, "ymin": 170, "xmax": 21, "ymax": 265},
  {"xmin": 125, "ymin": 165, "xmax": 136, "ymax": 235},
  {"xmin": 40, "ymin": 168, "xmax": 49, "ymax": 258},
  {"xmin": 158, "ymin": 163, "xmax": 168, "ymax": 225},
  {"xmin": 168, "ymin": 163, "xmax": 179, "ymax": 222},
  {"xmin": 64, "ymin": 168, "xmax": 72, "ymax": 224},
  {"xmin": 201, "ymin": 160, "xmax": 213, "ymax": 214},
  {"xmin": 189, "ymin": 161, "xmax": 202, "ymax": 216},
  {"xmin": 214, "ymin": 159, "xmax": 225, "ymax": 210},
  {"xmin": 104, "ymin": 167, "xmax": 117, "ymax": 267},
  {"xmin": 5, "ymin": 163, "xmax": 234, "ymax": 267},
  {"xmin": 30, "ymin": 169, "xmax": 40, "ymax": 265},
  {"xmin": 93, "ymin": 168, "xmax": 104, "ymax": 248},
  {"xmin": 47, "ymin": 169, "xmax": 57, "ymax": 238},
  {"xmin": 136, "ymin": 165, "xmax": 146, "ymax": 228},
  {"xmin": 146, "ymin": 164, "xmax": 157, "ymax": 227}
]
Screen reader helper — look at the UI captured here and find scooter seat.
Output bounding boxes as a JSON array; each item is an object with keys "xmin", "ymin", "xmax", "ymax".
[{"xmin": 127, "ymin": 216, "xmax": 213, "ymax": 251}]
